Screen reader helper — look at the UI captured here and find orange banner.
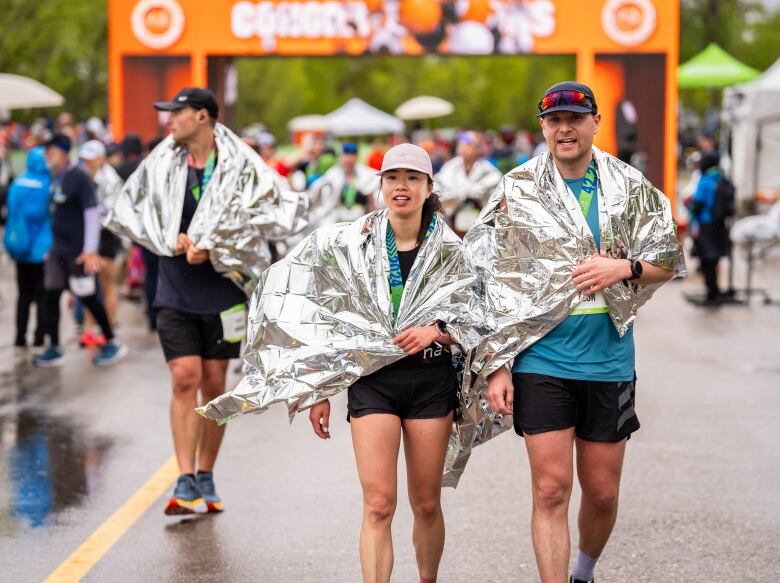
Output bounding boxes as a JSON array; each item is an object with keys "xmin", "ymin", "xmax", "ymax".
[{"xmin": 111, "ymin": 0, "xmax": 676, "ymax": 57}]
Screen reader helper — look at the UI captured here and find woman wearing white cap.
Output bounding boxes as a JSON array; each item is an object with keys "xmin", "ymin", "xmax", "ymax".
[
  {"xmin": 308, "ymin": 143, "xmax": 459, "ymax": 583},
  {"xmin": 309, "ymin": 144, "xmax": 457, "ymax": 583},
  {"xmin": 200, "ymin": 141, "xmax": 480, "ymax": 582}
]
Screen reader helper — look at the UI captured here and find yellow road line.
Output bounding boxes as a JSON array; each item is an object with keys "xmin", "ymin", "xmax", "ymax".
[{"xmin": 44, "ymin": 456, "xmax": 179, "ymax": 583}]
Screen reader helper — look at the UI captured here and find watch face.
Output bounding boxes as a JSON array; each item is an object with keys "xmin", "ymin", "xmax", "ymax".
[{"xmin": 633, "ymin": 260, "xmax": 643, "ymax": 277}]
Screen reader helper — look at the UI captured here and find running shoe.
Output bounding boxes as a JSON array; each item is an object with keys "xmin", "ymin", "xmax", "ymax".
[
  {"xmin": 80, "ymin": 330, "xmax": 97, "ymax": 348},
  {"xmin": 93, "ymin": 340, "xmax": 128, "ymax": 366},
  {"xmin": 81, "ymin": 330, "xmax": 107, "ymax": 348},
  {"xmin": 33, "ymin": 345, "xmax": 64, "ymax": 367},
  {"xmin": 196, "ymin": 471, "xmax": 224, "ymax": 513},
  {"xmin": 164, "ymin": 474, "xmax": 207, "ymax": 515}
]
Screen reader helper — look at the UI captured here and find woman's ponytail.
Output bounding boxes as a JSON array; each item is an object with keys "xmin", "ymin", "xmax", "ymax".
[{"xmin": 417, "ymin": 178, "xmax": 443, "ymax": 245}]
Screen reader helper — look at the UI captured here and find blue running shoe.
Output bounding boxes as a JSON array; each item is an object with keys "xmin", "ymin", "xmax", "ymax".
[
  {"xmin": 165, "ymin": 474, "xmax": 207, "ymax": 515},
  {"xmin": 196, "ymin": 471, "xmax": 224, "ymax": 513},
  {"xmin": 93, "ymin": 339, "xmax": 128, "ymax": 367},
  {"xmin": 33, "ymin": 345, "xmax": 64, "ymax": 368}
]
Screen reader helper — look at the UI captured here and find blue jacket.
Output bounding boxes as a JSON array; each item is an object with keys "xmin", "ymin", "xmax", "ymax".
[
  {"xmin": 692, "ymin": 168, "xmax": 721, "ymax": 225},
  {"xmin": 3, "ymin": 147, "xmax": 52, "ymax": 263}
]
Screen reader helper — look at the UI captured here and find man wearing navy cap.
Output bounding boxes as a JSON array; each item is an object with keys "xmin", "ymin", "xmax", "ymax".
[{"xmin": 485, "ymin": 82, "xmax": 680, "ymax": 583}]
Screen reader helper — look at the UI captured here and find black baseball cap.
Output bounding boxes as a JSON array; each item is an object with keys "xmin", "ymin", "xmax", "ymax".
[
  {"xmin": 154, "ymin": 87, "xmax": 219, "ymax": 119},
  {"xmin": 537, "ymin": 81, "xmax": 598, "ymax": 117},
  {"xmin": 44, "ymin": 133, "xmax": 72, "ymax": 153}
]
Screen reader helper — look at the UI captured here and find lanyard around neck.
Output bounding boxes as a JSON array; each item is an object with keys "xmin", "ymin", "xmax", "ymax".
[
  {"xmin": 576, "ymin": 158, "xmax": 598, "ymax": 218},
  {"xmin": 386, "ymin": 215, "xmax": 436, "ymax": 323},
  {"xmin": 189, "ymin": 149, "xmax": 216, "ymax": 202}
]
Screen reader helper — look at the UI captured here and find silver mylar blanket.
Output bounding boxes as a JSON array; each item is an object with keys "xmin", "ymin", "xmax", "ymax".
[
  {"xmin": 197, "ymin": 210, "xmax": 491, "ymax": 478},
  {"xmin": 443, "ymin": 147, "xmax": 685, "ymax": 485},
  {"xmin": 104, "ymin": 123, "xmax": 307, "ymax": 295}
]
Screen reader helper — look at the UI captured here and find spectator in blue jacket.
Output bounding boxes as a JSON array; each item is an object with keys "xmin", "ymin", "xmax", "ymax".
[
  {"xmin": 3, "ymin": 147, "xmax": 52, "ymax": 347},
  {"xmin": 689, "ymin": 152, "xmax": 730, "ymax": 306}
]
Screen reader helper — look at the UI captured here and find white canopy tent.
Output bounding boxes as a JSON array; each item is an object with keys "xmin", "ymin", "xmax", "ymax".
[
  {"xmin": 724, "ymin": 57, "xmax": 780, "ymax": 201},
  {"xmin": 287, "ymin": 114, "xmax": 328, "ymax": 133},
  {"xmin": 0, "ymin": 73, "xmax": 64, "ymax": 109},
  {"xmin": 324, "ymin": 98, "xmax": 404, "ymax": 136},
  {"xmin": 395, "ymin": 96, "xmax": 454, "ymax": 120}
]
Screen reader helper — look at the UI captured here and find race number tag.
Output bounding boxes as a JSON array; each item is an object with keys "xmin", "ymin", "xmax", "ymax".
[
  {"xmin": 572, "ymin": 291, "xmax": 608, "ymax": 315},
  {"xmin": 68, "ymin": 275, "xmax": 96, "ymax": 298},
  {"xmin": 220, "ymin": 304, "xmax": 247, "ymax": 343}
]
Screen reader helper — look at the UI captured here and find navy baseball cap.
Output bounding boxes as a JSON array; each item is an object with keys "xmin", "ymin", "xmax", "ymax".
[
  {"xmin": 44, "ymin": 133, "xmax": 72, "ymax": 153},
  {"xmin": 537, "ymin": 81, "xmax": 598, "ymax": 117},
  {"xmin": 154, "ymin": 87, "xmax": 219, "ymax": 119},
  {"xmin": 341, "ymin": 142, "xmax": 358, "ymax": 155}
]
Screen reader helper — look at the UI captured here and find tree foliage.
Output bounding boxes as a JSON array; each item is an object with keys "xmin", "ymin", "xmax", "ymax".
[
  {"xmin": 0, "ymin": 0, "xmax": 107, "ymax": 120},
  {"xmin": 680, "ymin": 0, "xmax": 780, "ymax": 111}
]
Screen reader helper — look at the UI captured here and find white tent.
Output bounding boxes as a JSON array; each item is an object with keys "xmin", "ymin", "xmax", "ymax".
[
  {"xmin": 288, "ymin": 114, "xmax": 327, "ymax": 133},
  {"xmin": 324, "ymin": 98, "xmax": 404, "ymax": 136},
  {"xmin": 724, "ymin": 57, "xmax": 780, "ymax": 201},
  {"xmin": 395, "ymin": 96, "xmax": 454, "ymax": 120},
  {"xmin": 0, "ymin": 73, "xmax": 64, "ymax": 109}
]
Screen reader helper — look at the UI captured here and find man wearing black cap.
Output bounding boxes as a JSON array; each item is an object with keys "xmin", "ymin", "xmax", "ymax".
[
  {"xmin": 150, "ymin": 87, "xmax": 247, "ymax": 515},
  {"xmin": 484, "ymin": 82, "xmax": 680, "ymax": 583},
  {"xmin": 34, "ymin": 133, "xmax": 128, "ymax": 368}
]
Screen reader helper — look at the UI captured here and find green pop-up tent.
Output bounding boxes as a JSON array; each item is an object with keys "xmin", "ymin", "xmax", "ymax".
[{"xmin": 678, "ymin": 43, "xmax": 762, "ymax": 89}]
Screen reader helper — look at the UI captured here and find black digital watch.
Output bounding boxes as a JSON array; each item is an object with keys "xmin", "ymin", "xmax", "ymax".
[{"xmin": 628, "ymin": 259, "xmax": 643, "ymax": 280}]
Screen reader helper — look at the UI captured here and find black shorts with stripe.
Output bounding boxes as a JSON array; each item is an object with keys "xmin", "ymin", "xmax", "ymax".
[{"xmin": 512, "ymin": 373, "xmax": 639, "ymax": 442}]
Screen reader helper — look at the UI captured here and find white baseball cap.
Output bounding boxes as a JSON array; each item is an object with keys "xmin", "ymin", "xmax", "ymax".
[
  {"xmin": 378, "ymin": 143, "xmax": 434, "ymax": 180},
  {"xmin": 79, "ymin": 139, "xmax": 106, "ymax": 161}
]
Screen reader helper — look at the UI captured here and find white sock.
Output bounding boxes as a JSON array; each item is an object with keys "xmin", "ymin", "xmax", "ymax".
[{"xmin": 571, "ymin": 549, "xmax": 598, "ymax": 582}]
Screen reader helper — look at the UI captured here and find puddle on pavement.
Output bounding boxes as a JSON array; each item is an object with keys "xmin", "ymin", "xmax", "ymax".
[{"xmin": 0, "ymin": 356, "xmax": 112, "ymax": 531}]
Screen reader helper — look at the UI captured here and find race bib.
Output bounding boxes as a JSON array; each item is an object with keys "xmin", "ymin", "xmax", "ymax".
[
  {"xmin": 68, "ymin": 275, "xmax": 96, "ymax": 298},
  {"xmin": 52, "ymin": 188, "xmax": 67, "ymax": 204},
  {"xmin": 572, "ymin": 291, "xmax": 608, "ymax": 315},
  {"xmin": 220, "ymin": 304, "xmax": 247, "ymax": 343}
]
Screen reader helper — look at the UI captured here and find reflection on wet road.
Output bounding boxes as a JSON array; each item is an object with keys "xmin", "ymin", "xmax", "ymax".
[{"xmin": 0, "ymin": 358, "xmax": 111, "ymax": 533}]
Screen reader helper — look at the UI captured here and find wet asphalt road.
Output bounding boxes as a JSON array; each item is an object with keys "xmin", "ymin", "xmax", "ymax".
[{"xmin": 0, "ymin": 252, "xmax": 778, "ymax": 583}]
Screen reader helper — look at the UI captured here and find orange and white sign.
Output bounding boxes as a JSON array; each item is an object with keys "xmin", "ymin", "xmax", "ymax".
[
  {"xmin": 601, "ymin": 0, "xmax": 657, "ymax": 47},
  {"xmin": 131, "ymin": 0, "xmax": 185, "ymax": 49}
]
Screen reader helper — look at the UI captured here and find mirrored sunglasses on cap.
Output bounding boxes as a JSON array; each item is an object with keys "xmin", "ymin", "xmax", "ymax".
[{"xmin": 537, "ymin": 90, "xmax": 595, "ymax": 114}]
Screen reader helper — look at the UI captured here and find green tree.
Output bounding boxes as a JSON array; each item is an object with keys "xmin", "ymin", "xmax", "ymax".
[
  {"xmin": 680, "ymin": 0, "xmax": 780, "ymax": 111},
  {"xmin": 0, "ymin": 0, "xmax": 107, "ymax": 120}
]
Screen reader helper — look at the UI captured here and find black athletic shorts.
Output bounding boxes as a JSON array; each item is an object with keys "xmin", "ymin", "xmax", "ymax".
[
  {"xmin": 156, "ymin": 307, "xmax": 242, "ymax": 362},
  {"xmin": 512, "ymin": 373, "xmax": 639, "ymax": 442},
  {"xmin": 98, "ymin": 228, "xmax": 123, "ymax": 259},
  {"xmin": 347, "ymin": 363, "xmax": 458, "ymax": 420}
]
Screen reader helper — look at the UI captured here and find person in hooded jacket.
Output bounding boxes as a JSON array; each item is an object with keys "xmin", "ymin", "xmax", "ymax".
[
  {"xmin": 3, "ymin": 147, "xmax": 52, "ymax": 347},
  {"xmin": 688, "ymin": 151, "xmax": 731, "ymax": 306}
]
